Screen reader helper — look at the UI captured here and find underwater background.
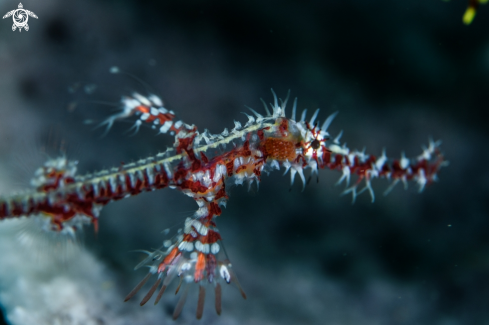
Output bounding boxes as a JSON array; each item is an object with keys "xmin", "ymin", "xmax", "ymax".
[{"xmin": 0, "ymin": 0, "xmax": 488, "ymax": 324}]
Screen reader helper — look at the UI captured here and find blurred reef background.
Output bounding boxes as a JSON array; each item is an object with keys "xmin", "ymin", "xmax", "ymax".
[{"xmin": 0, "ymin": 0, "xmax": 488, "ymax": 324}]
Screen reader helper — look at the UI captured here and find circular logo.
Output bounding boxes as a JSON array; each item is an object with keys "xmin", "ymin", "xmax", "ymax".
[{"xmin": 13, "ymin": 9, "xmax": 28, "ymax": 28}]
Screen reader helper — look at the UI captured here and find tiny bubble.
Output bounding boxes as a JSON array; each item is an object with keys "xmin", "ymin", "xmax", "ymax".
[
  {"xmin": 84, "ymin": 84, "xmax": 97, "ymax": 94},
  {"xmin": 67, "ymin": 101, "xmax": 77, "ymax": 112},
  {"xmin": 67, "ymin": 82, "xmax": 80, "ymax": 94}
]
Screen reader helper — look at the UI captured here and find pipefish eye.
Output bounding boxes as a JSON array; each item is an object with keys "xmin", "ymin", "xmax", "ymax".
[{"xmin": 311, "ymin": 139, "xmax": 321, "ymax": 150}]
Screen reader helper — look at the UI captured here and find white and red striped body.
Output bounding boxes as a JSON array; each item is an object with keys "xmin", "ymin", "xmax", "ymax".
[{"xmin": 0, "ymin": 90, "xmax": 445, "ymax": 319}]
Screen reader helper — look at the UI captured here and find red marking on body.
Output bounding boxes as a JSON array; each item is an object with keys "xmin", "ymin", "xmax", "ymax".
[
  {"xmin": 328, "ymin": 154, "xmax": 344, "ymax": 169},
  {"xmin": 214, "ymin": 184, "xmax": 228, "ymax": 201},
  {"xmin": 38, "ymin": 171, "xmax": 76, "ymax": 192},
  {"xmin": 124, "ymin": 174, "xmax": 132, "ymax": 191},
  {"xmin": 253, "ymin": 166, "xmax": 262, "ymax": 178},
  {"xmin": 263, "ymin": 137, "xmax": 296, "ymax": 161},
  {"xmin": 135, "ymin": 105, "xmax": 176, "ymax": 126},
  {"xmin": 176, "ymin": 134, "xmax": 196, "ymax": 154},
  {"xmin": 173, "ymin": 162, "xmax": 189, "ymax": 183},
  {"xmin": 257, "ymin": 129, "xmax": 265, "ymax": 141},
  {"xmin": 142, "ymin": 169, "xmax": 150, "ymax": 188},
  {"xmin": 242, "ymin": 141, "xmax": 252, "ymax": 156},
  {"xmin": 278, "ymin": 118, "xmax": 289, "ymax": 137},
  {"xmin": 226, "ymin": 161, "xmax": 234, "ymax": 176},
  {"xmin": 235, "ymin": 165, "xmax": 247, "ymax": 174},
  {"xmin": 321, "ymin": 148, "xmax": 332, "ymax": 166},
  {"xmin": 176, "ymin": 134, "xmax": 202, "ymax": 171},
  {"xmin": 11, "ymin": 201, "xmax": 23, "ymax": 216},
  {"xmin": 379, "ymin": 164, "xmax": 391, "ymax": 177},
  {"xmin": 206, "ymin": 254, "xmax": 217, "ymax": 280},
  {"xmin": 98, "ymin": 184, "xmax": 106, "ymax": 198},
  {"xmin": 134, "ymin": 175, "xmax": 143, "ymax": 193},
  {"xmin": 391, "ymin": 160, "xmax": 405, "ymax": 179},
  {"xmin": 194, "ymin": 253, "xmax": 206, "ymax": 282},
  {"xmin": 83, "ymin": 185, "xmax": 94, "ymax": 200},
  {"xmin": 171, "ymin": 124, "xmax": 197, "ymax": 137},
  {"xmin": 350, "ymin": 155, "xmax": 376, "ymax": 177},
  {"xmin": 205, "ymin": 229, "xmax": 222, "ymax": 243},
  {"xmin": 200, "ymin": 152, "xmax": 209, "ymax": 164},
  {"xmin": 153, "ymin": 166, "xmax": 170, "ymax": 189},
  {"xmin": 0, "ymin": 202, "xmax": 7, "ymax": 219},
  {"xmin": 158, "ymin": 246, "xmax": 180, "ymax": 273},
  {"xmin": 208, "ymin": 202, "xmax": 222, "ymax": 218},
  {"xmin": 180, "ymin": 180, "xmax": 209, "ymax": 194}
]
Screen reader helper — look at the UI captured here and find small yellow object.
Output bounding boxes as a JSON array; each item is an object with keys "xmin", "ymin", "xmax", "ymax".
[
  {"xmin": 462, "ymin": 0, "xmax": 488, "ymax": 25},
  {"xmin": 463, "ymin": 6, "xmax": 477, "ymax": 25}
]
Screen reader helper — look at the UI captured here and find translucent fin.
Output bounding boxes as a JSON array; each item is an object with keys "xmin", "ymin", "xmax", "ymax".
[
  {"xmin": 196, "ymin": 285, "xmax": 206, "ymax": 319},
  {"xmin": 279, "ymin": 90, "xmax": 291, "ymax": 117},
  {"xmin": 246, "ymin": 106, "xmax": 264, "ymax": 121},
  {"xmin": 140, "ymin": 278, "xmax": 161, "ymax": 306},
  {"xmin": 300, "ymin": 109, "xmax": 308, "ymax": 122},
  {"xmin": 172, "ymin": 285, "xmax": 189, "ymax": 320},
  {"xmin": 124, "ymin": 272, "xmax": 151, "ymax": 302},
  {"xmin": 260, "ymin": 98, "xmax": 271, "ymax": 116},
  {"xmin": 154, "ymin": 285, "xmax": 167, "ymax": 305},
  {"xmin": 333, "ymin": 130, "xmax": 343, "ymax": 144},
  {"xmin": 215, "ymin": 283, "xmax": 222, "ymax": 315},
  {"xmin": 309, "ymin": 108, "xmax": 320, "ymax": 126},
  {"xmin": 229, "ymin": 267, "xmax": 247, "ymax": 299},
  {"xmin": 321, "ymin": 111, "xmax": 338, "ymax": 135},
  {"xmin": 291, "ymin": 97, "xmax": 298, "ymax": 121}
]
